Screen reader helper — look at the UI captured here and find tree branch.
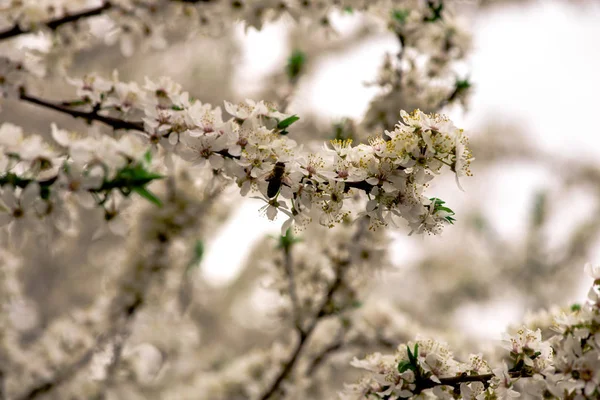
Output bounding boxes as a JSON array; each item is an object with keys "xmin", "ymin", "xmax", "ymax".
[
  {"xmin": 258, "ymin": 218, "xmax": 369, "ymax": 400},
  {"xmin": 0, "ymin": 368, "xmax": 5, "ymax": 400},
  {"xmin": 258, "ymin": 257, "xmax": 348, "ymax": 400},
  {"xmin": 307, "ymin": 338, "xmax": 344, "ymax": 374},
  {"xmin": 419, "ymin": 370, "xmax": 531, "ymax": 392},
  {"xmin": 283, "ymin": 244, "xmax": 302, "ymax": 333},
  {"xmin": 19, "ymin": 89, "xmax": 145, "ymax": 132},
  {"xmin": 15, "ymin": 292, "xmax": 146, "ymax": 400},
  {"xmin": 13, "ymin": 91, "xmax": 386, "ymax": 195},
  {"xmin": 0, "ymin": 0, "xmax": 222, "ymax": 42},
  {"xmin": 0, "ymin": 2, "xmax": 113, "ymax": 41}
]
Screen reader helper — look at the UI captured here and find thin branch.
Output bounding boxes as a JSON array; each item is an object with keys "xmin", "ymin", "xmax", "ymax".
[
  {"xmin": 14, "ymin": 91, "xmax": 384, "ymax": 193},
  {"xmin": 395, "ymin": 32, "xmax": 406, "ymax": 84},
  {"xmin": 419, "ymin": 370, "xmax": 531, "ymax": 392},
  {"xmin": 307, "ymin": 339, "xmax": 344, "ymax": 374},
  {"xmin": 258, "ymin": 218, "xmax": 369, "ymax": 400},
  {"xmin": 258, "ymin": 258, "xmax": 348, "ymax": 400},
  {"xmin": 15, "ymin": 295, "xmax": 145, "ymax": 400},
  {"xmin": 283, "ymin": 245, "xmax": 302, "ymax": 333},
  {"xmin": 0, "ymin": 0, "xmax": 222, "ymax": 42},
  {"xmin": 14, "ymin": 190, "xmax": 184, "ymax": 399},
  {"xmin": 307, "ymin": 331, "xmax": 398, "ymax": 377},
  {"xmin": 0, "ymin": 368, "xmax": 5, "ymax": 400},
  {"xmin": 0, "ymin": 2, "xmax": 113, "ymax": 41},
  {"xmin": 19, "ymin": 89, "xmax": 145, "ymax": 132}
]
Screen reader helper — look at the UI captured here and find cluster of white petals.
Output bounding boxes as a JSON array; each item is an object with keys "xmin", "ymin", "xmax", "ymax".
[
  {"xmin": 0, "ymin": 0, "xmax": 466, "ymax": 82},
  {"xmin": 0, "ymin": 121, "xmax": 156, "ymax": 245},
  {"xmin": 361, "ymin": 0, "xmax": 471, "ymax": 130},
  {"xmin": 53, "ymin": 72, "xmax": 471, "ymax": 234},
  {"xmin": 344, "ymin": 264, "xmax": 600, "ymax": 399}
]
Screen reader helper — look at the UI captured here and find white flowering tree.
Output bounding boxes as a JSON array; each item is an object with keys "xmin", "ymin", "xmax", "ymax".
[{"xmin": 0, "ymin": 1, "xmax": 598, "ymax": 400}]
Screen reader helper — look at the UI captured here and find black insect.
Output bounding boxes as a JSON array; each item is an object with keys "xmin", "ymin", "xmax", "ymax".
[{"xmin": 266, "ymin": 162, "xmax": 287, "ymax": 198}]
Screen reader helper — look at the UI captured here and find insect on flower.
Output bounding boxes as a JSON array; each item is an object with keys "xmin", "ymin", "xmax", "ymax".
[{"xmin": 266, "ymin": 161, "xmax": 288, "ymax": 199}]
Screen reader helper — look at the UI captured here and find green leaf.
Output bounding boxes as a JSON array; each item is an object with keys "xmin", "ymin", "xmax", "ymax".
[
  {"xmin": 286, "ymin": 50, "xmax": 306, "ymax": 80},
  {"xmin": 332, "ymin": 118, "xmax": 355, "ymax": 141},
  {"xmin": 531, "ymin": 190, "xmax": 547, "ymax": 228},
  {"xmin": 343, "ymin": 6, "xmax": 353, "ymax": 14},
  {"xmin": 277, "ymin": 115, "xmax": 300, "ymax": 130},
  {"xmin": 186, "ymin": 239, "xmax": 204, "ymax": 271},
  {"xmin": 423, "ymin": 1, "xmax": 444, "ymax": 22},
  {"xmin": 391, "ymin": 9, "xmax": 410, "ymax": 24},
  {"xmin": 277, "ymin": 227, "xmax": 302, "ymax": 250},
  {"xmin": 456, "ymin": 78, "xmax": 471, "ymax": 91},
  {"xmin": 114, "ymin": 163, "xmax": 164, "ymax": 186},
  {"xmin": 132, "ymin": 186, "xmax": 163, "ymax": 207},
  {"xmin": 406, "ymin": 343, "xmax": 419, "ymax": 368},
  {"xmin": 351, "ymin": 300, "xmax": 362, "ymax": 309},
  {"xmin": 430, "ymin": 197, "xmax": 456, "ymax": 223},
  {"xmin": 407, "ymin": 344, "xmax": 415, "ymax": 365},
  {"xmin": 194, "ymin": 240, "xmax": 204, "ymax": 262},
  {"xmin": 143, "ymin": 149, "xmax": 153, "ymax": 165},
  {"xmin": 571, "ymin": 303, "xmax": 582, "ymax": 312},
  {"xmin": 397, "ymin": 360, "xmax": 413, "ymax": 373}
]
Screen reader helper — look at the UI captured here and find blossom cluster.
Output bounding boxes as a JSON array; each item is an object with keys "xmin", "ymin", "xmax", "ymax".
[
  {"xmin": 54, "ymin": 73, "xmax": 472, "ymax": 234},
  {"xmin": 364, "ymin": 0, "xmax": 472, "ymax": 130},
  {"xmin": 0, "ymin": 0, "xmax": 453, "ymax": 43},
  {"xmin": 343, "ymin": 264, "xmax": 600, "ymax": 399},
  {"xmin": 0, "ymin": 1, "xmax": 464, "ymax": 80},
  {"xmin": 0, "ymin": 172, "xmax": 218, "ymax": 399},
  {"xmin": 0, "ymin": 121, "xmax": 160, "ymax": 245}
]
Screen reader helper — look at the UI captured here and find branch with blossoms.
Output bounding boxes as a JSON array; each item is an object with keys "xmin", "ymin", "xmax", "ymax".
[
  {"xmin": 0, "ymin": 0, "xmax": 466, "ymax": 72},
  {"xmin": 245, "ymin": 214, "xmax": 382, "ymax": 400},
  {"xmin": 0, "ymin": 0, "xmax": 215, "ymax": 42},
  {"xmin": 364, "ymin": 0, "xmax": 471, "ymax": 131},
  {"xmin": 0, "ymin": 117, "xmax": 171, "ymax": 247},
  {"xmin": 0, "ymin": 2, "xmax": 114, "ymax": 41},
  {"xmin": 258, "ymin": 256, "xmax": 349, "ymax": 400},
  {"xmin": 343, "ymin": 264, "xmax": 600, "ymax": 400},
  {"xmin": 9, "ymin": 73, "xmax": 472, "ymax": 237},
  {"xmin": 7, "ymin": 173, "xmax": 221, "ymax": 400}
]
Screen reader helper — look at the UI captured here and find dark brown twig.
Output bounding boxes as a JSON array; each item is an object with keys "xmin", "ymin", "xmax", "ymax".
[
  {"xmin": 0, "ymin": 2, "xmax": 113, "ymax": 41},
  {"xmin": 19, "ymin": 89, "xmax": 145, "ymax": 132},
  {"xmin": 420, "ymin": 370, "xmax": 531, "ymax": 392}
]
